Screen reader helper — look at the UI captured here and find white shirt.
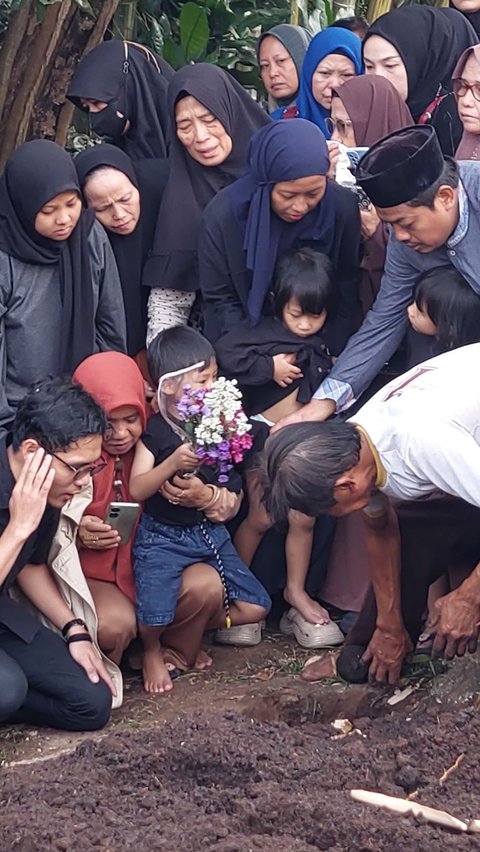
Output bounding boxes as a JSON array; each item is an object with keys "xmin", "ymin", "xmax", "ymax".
[{"xmin": 349, "ymin": 344, "xmax": 480, "ymax": 507}]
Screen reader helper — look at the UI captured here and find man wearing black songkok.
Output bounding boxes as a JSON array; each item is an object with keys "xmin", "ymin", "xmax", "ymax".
[{"xmin": 275, "ymin": 124, "xmax": 480, "ymax": 426}]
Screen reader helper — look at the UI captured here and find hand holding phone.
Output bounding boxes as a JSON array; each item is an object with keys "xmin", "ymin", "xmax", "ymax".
[
  {"xmin": 79, "ymin": 515, "xmax": 122, "ymax": 549},
  {"xmin": 104, "ymin": 502, "xmax": 141, "ymax": 545}
]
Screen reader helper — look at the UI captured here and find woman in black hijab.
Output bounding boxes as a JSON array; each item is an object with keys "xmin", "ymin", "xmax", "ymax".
[
  {"xmin": 75, "ymin": 144, "xmax": 167, "ymax": 358},
  {"xmin": 0, "ymin": 139, "xmax": 126, "ymax": 430},
  {"xmin": 362, "ymin": 6, "xmax": 477, "ymax": 156},
  {"xmin": 68, "ymin": 41, "xmax": 174, "ymax": 161},
  {"xmin": 142, "ymin": 63, "xmax": 270, "ymax": 343}
]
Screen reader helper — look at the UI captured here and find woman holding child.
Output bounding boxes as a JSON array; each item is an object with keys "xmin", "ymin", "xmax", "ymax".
[
  {"xmin": 71, "ymin": 350, "xmax": 260, "ymax": 695},
  {"xmin": 199, "ymin": 118, "xmax": 360, "ymax": 354}
]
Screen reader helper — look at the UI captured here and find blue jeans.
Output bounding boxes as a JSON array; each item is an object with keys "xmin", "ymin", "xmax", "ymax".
[{"xmin": 133, "ymin": 514, "xmax": 271, "ymax": 626}]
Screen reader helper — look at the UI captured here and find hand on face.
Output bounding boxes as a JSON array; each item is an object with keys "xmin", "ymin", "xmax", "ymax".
[{"xmin": 8, "ymin": 448, "xmax": 55, "ymax": 539}]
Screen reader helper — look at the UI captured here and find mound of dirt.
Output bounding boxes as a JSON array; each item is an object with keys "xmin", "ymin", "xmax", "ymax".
[{"xmin": 1, "ymin": 703, "xmax": 478, "ymax": 851}]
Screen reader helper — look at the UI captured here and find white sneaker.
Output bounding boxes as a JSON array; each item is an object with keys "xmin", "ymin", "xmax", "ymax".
[
  {"xmin": 280, "ymin": 607, "xmax": 344, "ymax": 649},
  {"xmin": 215, "ymin": 621, "xmax": 264, "ymax": 646}
]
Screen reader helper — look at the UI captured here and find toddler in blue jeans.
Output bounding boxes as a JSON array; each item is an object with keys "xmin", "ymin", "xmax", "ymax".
[{"xmin": 130, "ymin": 326, "xmax": 271, "ymax": 694}]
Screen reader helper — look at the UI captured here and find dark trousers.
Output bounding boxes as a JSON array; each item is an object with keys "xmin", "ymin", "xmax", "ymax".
[
  {"xmin": 338, "ymin": 499, "xmax": 480, "ymax": 681},
  {"xmin": 0, "ymin": 623, "xmax": 112, "ymax": 731}
]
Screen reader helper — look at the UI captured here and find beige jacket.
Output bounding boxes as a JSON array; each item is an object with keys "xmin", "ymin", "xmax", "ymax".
[{"xmin": 11, "ymin": 486, "xmax": 123, "ymax": 708}]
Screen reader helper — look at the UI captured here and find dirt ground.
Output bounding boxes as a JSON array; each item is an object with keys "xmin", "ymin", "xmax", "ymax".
[{"xmin": 1, "ymin": 631, "xmax": 480, "ymax": 852}]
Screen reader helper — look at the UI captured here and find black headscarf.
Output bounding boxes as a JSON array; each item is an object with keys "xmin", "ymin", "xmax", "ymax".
[
  {"xmin": 68, "ymin": 41, "xmax": 174, "ymax": 161},
  {"xmin": 363, "ymin": 7, "xmax": 477, "ymax": 121},
  {"xmin": 226, "ymin": 120, "xmax": 334, "ymax": 325},
  {"xmin": 75, "ymin": 144, "xmax": 167, "ymax": 355},
  {"xmin": 142, "ymin": 63, "xmax": 271, "ymax": 293},
  {"xmin": 0, "ymin": 139, "xmax": 95, "ymax": 372}
]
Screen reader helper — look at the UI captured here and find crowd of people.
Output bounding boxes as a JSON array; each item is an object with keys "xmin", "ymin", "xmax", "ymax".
[{"xmin": 2, "ymin": 1, "xmax": 480, "ymax": 731}]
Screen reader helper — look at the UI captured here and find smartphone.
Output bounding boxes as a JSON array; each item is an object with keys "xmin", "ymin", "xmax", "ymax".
[{"xmin": 104, "ymin": 502, "xmax": 141, "ymax": 545}]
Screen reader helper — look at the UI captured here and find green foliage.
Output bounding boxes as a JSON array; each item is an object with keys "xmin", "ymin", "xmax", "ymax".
[{"xmin": 131, "ymin": 0, "xmax": 290, "ymax": 84}]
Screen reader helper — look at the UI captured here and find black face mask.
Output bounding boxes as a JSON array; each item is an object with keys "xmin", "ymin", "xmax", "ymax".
[{"xmin": 90, "ymin": 101, "xmax": 128, "ymax": 141}]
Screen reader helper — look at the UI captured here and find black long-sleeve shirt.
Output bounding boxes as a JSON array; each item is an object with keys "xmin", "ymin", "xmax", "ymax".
[{"xmin": 199, "ymin": 182, "xmax": 361, "ymax": 355}]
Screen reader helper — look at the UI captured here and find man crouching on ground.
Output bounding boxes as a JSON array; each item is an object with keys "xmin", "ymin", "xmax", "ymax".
[
  {"xmin": 0, "ymin": 377, "xmax": 115, "ymax": 730},
  {"xmin": 260, "ymin": 344, "xmax": 480, "ymax": 685}
]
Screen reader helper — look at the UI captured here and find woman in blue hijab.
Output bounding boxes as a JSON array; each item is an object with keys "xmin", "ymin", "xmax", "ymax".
[
  {"xmin": 199, "ymin": 119, "xmax": 361, "ymax": 354},
  {"xmin": 297, "ymin": 27, "xmax": 363, "ymax": 137}
]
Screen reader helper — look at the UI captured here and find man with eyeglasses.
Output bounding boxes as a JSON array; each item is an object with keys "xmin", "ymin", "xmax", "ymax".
[
  {"xmin": 273, "ymin": 124, "xmax": 480, "ymax": 428},
  {"xmin": 0, "ymin": 377, "xmax": 116, "ymax": 730}
]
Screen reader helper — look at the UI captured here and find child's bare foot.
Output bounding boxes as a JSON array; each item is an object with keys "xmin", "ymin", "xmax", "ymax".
[
  {"xmin": 284, "ymin": 587, "xmax": 330, "ymax": 625},
  {"xmin": 194, "ymin": 649, "xmax": 213, "ymax": 670},
  {"xmin": 142, "ymin": 646, "xmax": 173, "ymax": 694}
]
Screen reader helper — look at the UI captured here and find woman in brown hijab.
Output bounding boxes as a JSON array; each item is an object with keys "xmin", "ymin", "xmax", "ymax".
[{"xmin": 329, "ymin": 76, "xmax": 413, "ymax": 316}]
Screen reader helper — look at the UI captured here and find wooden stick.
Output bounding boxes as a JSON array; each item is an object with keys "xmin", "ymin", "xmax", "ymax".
[
  {"xmin": 350, "ymin": 789, "xmax": 469, "ymax": 832},
  {"xmin": 439, "ymin": 753, "xmax": 464, "ymax": 785}
]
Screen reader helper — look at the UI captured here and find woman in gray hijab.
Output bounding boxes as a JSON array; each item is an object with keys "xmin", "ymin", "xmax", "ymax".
[{"xmin": 257, "ymin": 24, "xmax": 312, "ymax": 119}]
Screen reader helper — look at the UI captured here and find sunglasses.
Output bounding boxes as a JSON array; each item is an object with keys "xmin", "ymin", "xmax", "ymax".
[
  {"xmin": 44, "ymin": 449, "xmax": 108, "ymax": 483},
  {"xmin": 325, "ymin": 117, "xmax": 354, "ymax": 136},
  {"xmin": 452, "ymin": 78, "xmax": 480, "ymax": 102}
]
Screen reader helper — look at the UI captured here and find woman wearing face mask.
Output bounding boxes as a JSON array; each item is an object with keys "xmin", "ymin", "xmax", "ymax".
[
  {"xmin": 68, "ymin": 41, "xmax": 174, "ymax": 161},
  {"xmin": 142, "ymin": 63, "xmax": 270, "ymax": 343},
  {"xmin": 296, "ymin": 27, "xmax": 363, "ymax": 138},
  {"xmin": 362, "ymin": 6, "xmax": 477, "ymax": 156},
  {"xmin": 0, "ymin": 140, "xmax": 126, "ymax": 432},
  {"xmin": 199, "ymin": 119, "xmax": 360, "ymax": 355},
  {"xmin": 257, "ymin": 24, "xmax": 312, "ymax": 119},
  {"xmin": 452, "ymin": 45, "xmax": 480, "ymax": 160},
  {"xmin": 75, "ymin": 145, "xmax": 168, "ymax": 359},
  {"xmin": 329, "ymin": 75, "xmax": 413, "ymax": 315}
]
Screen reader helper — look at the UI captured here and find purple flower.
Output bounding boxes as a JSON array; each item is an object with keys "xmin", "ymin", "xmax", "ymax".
[{"xmin": 218, "ymin": 474, "xmax": 230, "ymax": 484}]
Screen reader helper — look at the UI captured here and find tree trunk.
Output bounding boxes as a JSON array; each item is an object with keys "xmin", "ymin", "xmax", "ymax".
[{"xmin": 0, "ymin": 0, "xmax": 121, "ymax": 170}]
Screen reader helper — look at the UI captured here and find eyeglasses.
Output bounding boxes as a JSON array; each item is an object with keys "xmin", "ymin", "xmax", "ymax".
[
  {"xmin": 45, "ymin": 449, "xmax": 108, "ymax": 483},
  {"xmin": 452, "ymin": 78, "xmax": 480, "ymax": 102},
  {"xmin": 325, "ymin": 117, "xmax": 354, "ymax": 136}
]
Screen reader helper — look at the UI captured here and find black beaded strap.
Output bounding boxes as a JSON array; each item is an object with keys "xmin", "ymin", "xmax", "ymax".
[
  {"xmin": 61, "ymin": 618, "xmax": 87, "ymax": 638},
  {"xmin": 66, "ymin": 632, "xmax": 92, "ymax": 645},
  {"xmin": 199, "ymin": 521, "xmax": 231, "ymax": 629}
]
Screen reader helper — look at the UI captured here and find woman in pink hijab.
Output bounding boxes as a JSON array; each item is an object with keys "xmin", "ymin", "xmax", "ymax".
[{"xmin": 452, "ymin": 44, "xmax": 480, "ymax": 160}]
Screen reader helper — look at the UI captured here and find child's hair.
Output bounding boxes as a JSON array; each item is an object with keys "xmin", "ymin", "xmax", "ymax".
[
  {"xmin": 273, "ymin": 248, "xmax": 334, "ymax": 321},
  {"xmin": 413, "ymin": 266, "xmax": 480, "ymax": 351},
  {"xmin": 147, "ymin": 325, "xmax": 215, "ymax": 385},
  {"xmin": 330, "ymin": 16, "xmax": 369, "ymax": 38}
]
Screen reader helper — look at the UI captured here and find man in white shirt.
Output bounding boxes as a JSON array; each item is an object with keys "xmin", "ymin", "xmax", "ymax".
[{"xmin": 260, "ymin": 344, "xmax": 480, "ymax": 684}]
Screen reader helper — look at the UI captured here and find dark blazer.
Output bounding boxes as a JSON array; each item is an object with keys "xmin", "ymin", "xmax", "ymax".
[{"xmin": 199, "ymin": 181, "xmax": 361, "ymax": 355}]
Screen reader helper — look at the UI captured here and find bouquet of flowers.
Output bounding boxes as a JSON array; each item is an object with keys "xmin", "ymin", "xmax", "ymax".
[{"xmin": 175, "ymin": 377, "xmax": 253, "ymax": 482}]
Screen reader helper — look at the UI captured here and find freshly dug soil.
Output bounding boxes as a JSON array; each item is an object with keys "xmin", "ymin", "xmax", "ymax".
[{"xmin": 1, "ymin": 703, "xmax": 479, "ymax": 852}]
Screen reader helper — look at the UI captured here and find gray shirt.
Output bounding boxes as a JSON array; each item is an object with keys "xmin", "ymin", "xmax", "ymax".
[
  {"xmin": 0, "ymin": 220, "xmax": 127, "ymax": 428},
  {"xmin": 314, "ymin": 160, "xmax": 480, "ymax": 409}
]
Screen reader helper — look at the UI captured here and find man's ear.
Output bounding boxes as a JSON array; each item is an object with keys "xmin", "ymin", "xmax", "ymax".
[
  {"xmin": 436, "ymin": 184, "xmax": 456, "ymax": 212},
  {"xmin": 19, "ymin": 438, "xmax": 41, "ymax": 459},
  {"xmin": 332, "ymin": 473, "xmax": 357, "ymax": 498}
]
